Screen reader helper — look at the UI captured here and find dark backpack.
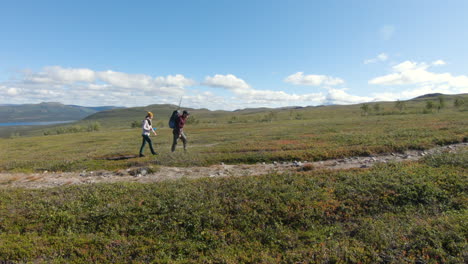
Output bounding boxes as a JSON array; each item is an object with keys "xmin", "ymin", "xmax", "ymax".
[{"xmin": 168, "ymin": 110, "xmax": 180, "ymax": 129}]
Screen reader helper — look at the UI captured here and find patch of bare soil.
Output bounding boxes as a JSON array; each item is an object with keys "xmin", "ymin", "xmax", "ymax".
[{"xmin": 1, "ymin": 143, "xmax": 466, "ymax": 189}]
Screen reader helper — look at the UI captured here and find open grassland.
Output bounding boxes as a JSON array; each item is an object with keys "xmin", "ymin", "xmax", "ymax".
[
  {"xmin": 0, "ymin": 95, "xmax": 466, "ymax": 263},
  {"xmin": 0, "ymin": 152, "xmax": 466, "ymax": 263},
  {"xmin": 0, "ymin": 97, "xmax": 467, "ymax": 172}
]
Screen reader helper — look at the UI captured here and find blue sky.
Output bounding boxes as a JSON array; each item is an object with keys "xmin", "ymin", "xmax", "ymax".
[{"xmin": 1, "ymin": 0, "xmax": 467, "ymax": 110}]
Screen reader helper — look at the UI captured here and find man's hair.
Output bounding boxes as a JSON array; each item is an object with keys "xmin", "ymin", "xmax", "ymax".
[{"xmin": 182, "ymin": 110, "xmax": 190, "ymax": 115}]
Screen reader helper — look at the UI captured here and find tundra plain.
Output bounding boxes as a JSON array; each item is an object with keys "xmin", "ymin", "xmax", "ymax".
[{"xmin": 0, "ymin": 95, "xmax": 467, "ymax": 263}]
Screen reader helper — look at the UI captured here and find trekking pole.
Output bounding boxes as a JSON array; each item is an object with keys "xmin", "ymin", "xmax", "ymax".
[{"xmin": 177, "ymin": 96, "xmax": 183, "ymax": 110}]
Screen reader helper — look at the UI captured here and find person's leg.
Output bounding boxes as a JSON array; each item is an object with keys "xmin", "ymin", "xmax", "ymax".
[
  {"xmin": 180, "ymin": 132, "xmax": 187, "ymax": 151},
  {"xmin": 139, "ymin": 135, "xmax": 147, "ymax": 156},
  {"xmin": 171, "ymin": 130, "xmax": 178, "ymax": 152},
  {"xmin": 147, "ymin": 135, "xmax": 156, "ymax": 155}
]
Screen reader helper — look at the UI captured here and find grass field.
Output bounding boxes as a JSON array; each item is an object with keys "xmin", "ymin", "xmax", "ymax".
[
  {"xmin": 0, "ymin": 95, "xmax": 467, "ymax": 263},
  {"xmin": 0, "ymin": 152, "xmax": 466, "ymax": 263},
  {"xmin": 0, "ymin": 95, "xmax": 467, "ymax": 172}
]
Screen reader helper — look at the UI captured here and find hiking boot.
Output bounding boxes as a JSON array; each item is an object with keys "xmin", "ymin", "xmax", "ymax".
[
  {"xmin": 152, "ymin": 152, "xmax": 159, "ymax": 155},
  {"xmin": 139, "ymin": 154, "xmax": 145, "ymax": 157}
]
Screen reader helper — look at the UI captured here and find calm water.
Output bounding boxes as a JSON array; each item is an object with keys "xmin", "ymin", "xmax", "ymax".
[{"xmin": 0, "ymin": 120, "xmax": 75, "ymax": 127}]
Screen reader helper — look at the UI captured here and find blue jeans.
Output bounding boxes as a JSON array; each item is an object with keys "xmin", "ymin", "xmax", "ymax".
[{"xmin": 139, "ymin": 134, "xmax": 156, "ymax": 155}]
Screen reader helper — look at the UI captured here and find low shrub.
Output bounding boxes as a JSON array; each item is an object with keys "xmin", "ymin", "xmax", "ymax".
[
  {"xmin": 422, "ymin": 151, "xmax": 468, "ymax": 168},
  {"xmin": 43, "ymin": 122, "xmax": 101, "ymax": 135},
  {"xmin": 0, "ymin": 160, "xmax": 466, "ymax": 263}
]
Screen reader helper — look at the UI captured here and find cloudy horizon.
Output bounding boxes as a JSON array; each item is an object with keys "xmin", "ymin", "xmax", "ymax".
[
  {"xmin": 1, "ymin": 60, "xmax": 467, "ymax": 110},
  {"xmin": 1, "ymin": 1, "xmax": 468, "ymax": 110}
]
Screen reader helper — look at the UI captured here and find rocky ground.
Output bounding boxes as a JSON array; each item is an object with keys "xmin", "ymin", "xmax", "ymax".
[{"xmin": 1, "ymin": 143, "xmax": 466, "ymax": 189}]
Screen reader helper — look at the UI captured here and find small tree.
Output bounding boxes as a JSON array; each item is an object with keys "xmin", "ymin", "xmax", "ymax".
[
  {"xmin": 228, "ymin": 116, "xmax": 238, "ymax": 124},
  {"xmin": 425, "ymin": 101, "xmax": 435, "ymax": 113},
  {"xmin": 131, "ymin": 120, "xmax": 140, "ymax": 128},
  {"xmin": 373, "ymin": 103, "xmax": 381, "ymax": 113},
  {"xmin": 437, "ymin": 96, "xmax": 445, "ymax": 112},
  {"xmin": 87, "ymin": 122, "xmax": 101, "ymax": 132},
  {"xmin": 395, "ymin": 100, "xmax": 406, "ymax": 111},
  {"xmin": 186, "ymin": 115, "xmax": 199, "ymax": 125},
  {"xmin": 294, "ymin": 112, "xmax": 304, "ymax": 120},
  {"xmin": 454, "ymin": 97, "xmax": 465, "ymax": 109},
  {"xmin": 10, "ymin": 132, "xmax": 21, "ymax": 138},
  {"xmin": 360, "ymin": 103, "xmax": 370, "ymax": 116},
  {"xmin": 262, "ymin": 111, "xmax": 278, "ymax": 122}
]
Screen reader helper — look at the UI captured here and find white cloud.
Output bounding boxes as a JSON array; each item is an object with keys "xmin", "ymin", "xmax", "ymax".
[
  {"xmin": 369, "ymin": 59, "xmax": 468, "ymax": 101},
  {"xmin": 0, "ymin": 66, "xmax": 196, "ymax": 107},
  {"xmin": 378, "ymin": 53, "xmax": 389, "ymax": 61},
  {"xmin": 25, "ymin": 66, "xmax": 96, "ymax": 84},
  {"xmin": 181, "ymin": 92, "xmax": 235, "ymax": 110},
  {"xmin": 6, "ymin": 87, "xmax": 19, "ymax": 96},
  {"xmin": 380, "ymin": 25, "xmax": 395, "ymax": 40},
  {"xmin": 2, "ymin": 68, "xmax": 368, "ymax": 109},
  {"xmin": 369, "ymin": 60, "xmax": 468, "ymax": 88},
  {"xmin": 203, "ymin": 74, "xmax": 250, "ymax": 91},
  {"xmin": 12, "ymin": 64, "xmax": 465, "ymax": 110},
  {"xmin": 326, "ymin": 88, "xmax": 374, "ymax": 105},
  {"xmin": 284, "ymin": 72, "xmax": 345, "ymax": 86},
  {"xmin": 373, "ymin": 84, "xmax": 456, "ymax": 102},
  {"xmin": 96, "ymin": 71, "xmax": 195, "ymax": 92},
  {"xmin": 202, "ymin": 73, "xmax": 376, "ymax": 107},
  {"xmin": 364, "ymin": 53, "xmax": 389, "ymax": 64},
  {"xmin": 203, "ymin": 74, "xmax": 326, "ymax": 106},
  {"xmin": 158, "ymin": 74, "xmax": 197, "ymax": 88},
  {"xmin": 21, "ymin": 66, "xmax": 195, "ymax": 94},
  {"xmin": 97, "ymin": 71, "xmax": 152, "ymax": 89},
  {"xmin": 432, "ymin": 60, "xmax": 446, "ymax": 66}
]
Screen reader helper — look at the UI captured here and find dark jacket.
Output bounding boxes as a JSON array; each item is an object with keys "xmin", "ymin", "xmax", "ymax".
[{"xmin": 175, "ymin": 115, "xmax": 187, "ymax": 132}]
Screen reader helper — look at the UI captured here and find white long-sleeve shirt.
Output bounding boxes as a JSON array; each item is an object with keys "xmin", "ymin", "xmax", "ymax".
[{"xmin": 142, "ymin": 118, "xmax": 153, "ymax": 135}]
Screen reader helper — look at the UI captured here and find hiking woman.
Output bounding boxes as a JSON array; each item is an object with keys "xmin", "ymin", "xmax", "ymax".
[{"xmin": 139, "ymin": 112, "xmax": 158, "ymax": 157}]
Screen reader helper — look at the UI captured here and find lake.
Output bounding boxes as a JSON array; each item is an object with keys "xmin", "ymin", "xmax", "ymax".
[{"xmin": 0, "ymin": 121, "xmax": 76, "ymax": 127}]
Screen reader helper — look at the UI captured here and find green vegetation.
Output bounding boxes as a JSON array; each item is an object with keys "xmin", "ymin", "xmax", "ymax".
[
  {"xmin": 425, "ymin": 101, "xmax": 436, "ymax": 113},
  {"xmin": 360, "ymin": 103, "xmax": 370, "ymax": 116},
  {"xmin": 395, "ymin": 100, "xmax": 406, "ymax": 112},
  {"xmin": 0, "ymin": 94, "xmax": 467, "ymax": 172},
  {"xmin": 43, "ymin": 122, "xmax": 101, "ymax": 135},
  {"xmin": 0, "ymin": 94, "xmax": 466, "ymax": 262},
  {"xmin": 0, "ymin": 152, "xmax": 466, "ymax": 263},
  {"xmin": 454, "ymin": 97, "xmax": 466, "ymax": 110}
]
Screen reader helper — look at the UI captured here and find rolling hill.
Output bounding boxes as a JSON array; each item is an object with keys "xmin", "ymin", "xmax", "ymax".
[
  {"xmin": 0, "ymin": 102, "xmax": 122, "ymax": 123},
  {"xmin": 1, "ymin": 93, "xmax": 466, "ymax": 138},
  {"xmin": 82, "ymin": 93, "xmax": 468, "ymax": 126}
]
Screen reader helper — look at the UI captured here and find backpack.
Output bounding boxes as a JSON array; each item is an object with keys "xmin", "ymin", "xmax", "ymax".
[{"xmin": 168, "ymin": 110, "xmax": 180, "ymax": 129}]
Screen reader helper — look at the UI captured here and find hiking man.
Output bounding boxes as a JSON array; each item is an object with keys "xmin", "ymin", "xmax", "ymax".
[
  {"xmin": 139, "ymin": 112, "xmax": 158, "ymax": 157},
  {"xmin": 171, "ymin": 110, "xmax": 190, "ymax": 152}
]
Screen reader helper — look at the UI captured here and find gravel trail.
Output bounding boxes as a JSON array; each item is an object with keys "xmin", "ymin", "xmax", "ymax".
[{"xmin": 1, "ymin": 143, "xmax": 466, "ymax": 189}]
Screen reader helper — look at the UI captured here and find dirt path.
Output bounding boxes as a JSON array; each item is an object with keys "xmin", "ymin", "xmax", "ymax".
[{"xmin": 1, "ymin": 143, "xmax": 466, "ymax": 189}]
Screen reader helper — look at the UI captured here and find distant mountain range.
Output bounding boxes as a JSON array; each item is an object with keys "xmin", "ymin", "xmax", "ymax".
[
  {"xmin": 1, "ymin": 93, "xmax": 466, "ymax": 124},
  {"xmin": 0, "ymin": 102, "xmax": 122, "ymax": 123},
  {"xmin": 412, "ymin": 93, "xmax": 445, "ymax": 99}
]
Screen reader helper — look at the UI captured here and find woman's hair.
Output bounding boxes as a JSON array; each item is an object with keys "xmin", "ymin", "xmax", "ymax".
[{"xmin": 145, "ymin": 112, "xmax": 153, "ymax": 126}]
